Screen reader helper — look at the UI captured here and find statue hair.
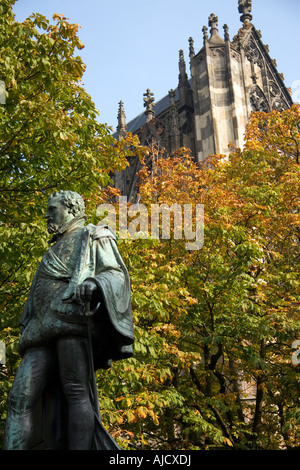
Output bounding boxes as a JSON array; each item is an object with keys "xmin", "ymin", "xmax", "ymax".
[{"xmin": 49, "ymin": 190, "xmax": 86, "ymax": 217}]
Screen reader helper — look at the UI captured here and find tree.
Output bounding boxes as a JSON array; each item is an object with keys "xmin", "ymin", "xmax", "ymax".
[{"xmin": 96, "ymin": 106, "xmax": 300, "ymax": 449}]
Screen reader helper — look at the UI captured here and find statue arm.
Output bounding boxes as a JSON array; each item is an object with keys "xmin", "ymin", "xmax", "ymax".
[{"xmin": 73, "ymin": 232, "xmax": 122, "ymax": 315}]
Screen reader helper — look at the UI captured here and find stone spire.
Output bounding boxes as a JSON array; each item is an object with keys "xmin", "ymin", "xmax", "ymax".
[
  {"xmin": 169, "ymin": 89, "xmax": 176, "ymax": 108},
  {"xmin": 238, "ymin": 0, "xmax": 253, "ymax": 26},
  {"xmin": 179, "ymin": 50, "xmax": 188, "ymax": 83},
  {"xmin": 143, "ymin": 88, "xmax": 155, "ymax": 122},
  {"xmin": 188, "ymin": 37, "xmax": 195, "ymax": 59},
  {"xmin": 178, "ymin": 50, "xmax": 193, "ymax": 111},
  {"xmin": 208, "ymin": 13, "xmax": 225, "ymax": 45},
  {"xmin": 202, "ymin": 25, "xmax": 208, "ymax": 44},
  {"xmin": 223, "ymin": 24, "xmax": 230, "ymax": 42},
  {"xmin": 168, "ymin": 89, "xmax": 180, "ymax": 152},
  {"xmin": 117, "ymin": 100, "xmax": 127, "ymax": 139}
]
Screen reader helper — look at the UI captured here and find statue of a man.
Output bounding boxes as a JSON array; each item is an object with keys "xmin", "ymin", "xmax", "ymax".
[{"xmin": 4, "ymin": 190, "xmax": 134, "ymax": 450}]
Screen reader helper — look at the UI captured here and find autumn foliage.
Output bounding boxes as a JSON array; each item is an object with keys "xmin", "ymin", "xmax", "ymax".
[{"xmin": 97, "ymin": 106, "xmax": 300, "ymax": 450}]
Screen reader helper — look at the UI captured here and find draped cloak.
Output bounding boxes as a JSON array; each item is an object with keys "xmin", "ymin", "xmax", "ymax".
[{"xmin": 16, "ymin": 218, "xmax": 134, "ymax": 449}]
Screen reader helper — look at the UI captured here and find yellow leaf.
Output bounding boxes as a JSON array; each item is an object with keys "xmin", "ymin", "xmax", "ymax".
[{"xmin": 223, "ymin": 437, "xmax": 233, "ymax": 447}]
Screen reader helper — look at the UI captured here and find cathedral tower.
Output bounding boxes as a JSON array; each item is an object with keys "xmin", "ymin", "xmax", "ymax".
[{"xmin": 114, "ymin": 1, "xmax": 293, "ymax": 199}]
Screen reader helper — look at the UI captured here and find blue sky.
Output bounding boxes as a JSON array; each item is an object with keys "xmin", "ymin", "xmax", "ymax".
[{"xmin": 13, "ymin": 0, "xmax": 300, "ymax": 132}]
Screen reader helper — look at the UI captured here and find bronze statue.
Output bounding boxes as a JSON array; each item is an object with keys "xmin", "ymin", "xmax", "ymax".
[{"xmin": 4, "ymin": 190, "xmax": 134, "ymax": 450}]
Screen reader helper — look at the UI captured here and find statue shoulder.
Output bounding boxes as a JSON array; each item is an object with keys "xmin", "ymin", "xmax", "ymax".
[{"xmin": 86, "ymin": 223, "xmax": 117, "ymax": 242}]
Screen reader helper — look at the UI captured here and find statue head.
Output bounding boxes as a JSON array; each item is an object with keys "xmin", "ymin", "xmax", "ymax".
[{"xmin": 45, "ymin": 190, "xmax": 86, "ymax": 234}]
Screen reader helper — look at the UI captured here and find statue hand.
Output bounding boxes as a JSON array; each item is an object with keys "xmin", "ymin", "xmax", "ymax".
[{"xmin": 74, "ymin": 279, "xmax": 98, "ymax": 315}]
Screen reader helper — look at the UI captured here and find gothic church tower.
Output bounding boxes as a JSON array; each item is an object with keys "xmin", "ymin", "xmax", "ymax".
[{"xmin": 114, "ymin": 1, "xmax": 293, "ymax": 200}]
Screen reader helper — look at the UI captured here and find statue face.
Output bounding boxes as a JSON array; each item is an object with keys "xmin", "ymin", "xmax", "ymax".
[{"xmin": 45, "ymin": 196, "xmax": 74, "ymax": 234}]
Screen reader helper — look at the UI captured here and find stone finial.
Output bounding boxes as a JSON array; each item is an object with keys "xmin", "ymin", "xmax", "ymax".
[
  {"xmin": 178, "ymin": 50, "xmax": 193, "ymax": 110},
  {"xmin": 202, "ymin": 25, "xmax": 208, "ymax": 44},
  {"xmin": 117, "ymin": 100, "xmax": 126, "ymax": 124},
  {"xmin": 169, "ymin": 89, "xmax": 176, "ymax": 107},
  {"xmin": 223, "ymin": 24, "xmax": 229, "ymax": 41},
  {"xmin": 179, "ymin": 49, "xmax": 188, "ymax": 82},
  {"xmin": 208, "ymin": 13, "xmax": 225, "ymax": 45},
  {"xmin": 208, "ymin": 13, "xmax": 219, "ymax": 33},
  {"xmin": 143, "ymin": 88, "xmax": 155, "ymax": 122},
  {"xmin": 179, "ymin": 49, "xmax": 185, "ymax": 65},
  {"xmin": 117, "ymin": 100, "xmax": 127, "ymax": 138},
  {"xmin": 238, "ymin": 0, "xmax": 253, "ymax": 25},
  {"xmin": 189, "ymin": 37, "xmax": 195, "ymax": 58}
]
